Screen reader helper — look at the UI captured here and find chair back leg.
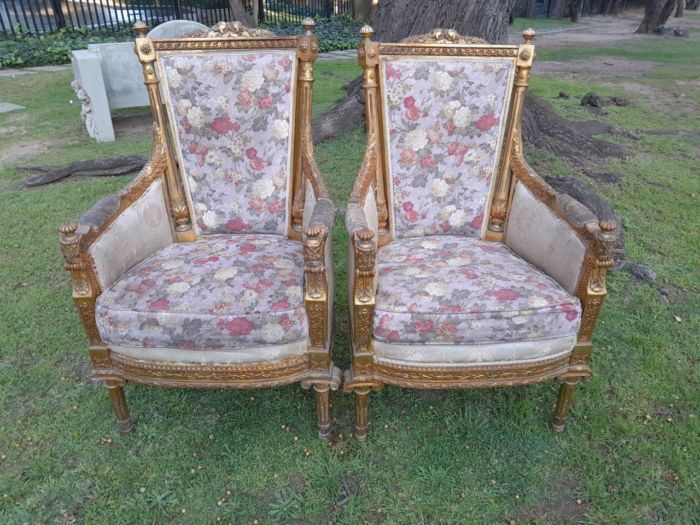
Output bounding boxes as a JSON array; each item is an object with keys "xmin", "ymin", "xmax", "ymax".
[
  {"xmin": 313, "ymin": 385, "xmax": 331, "ymax": 439},
  {"xmin": 354, "ymin": 387, "xmax": 371, "ymax": 441}
]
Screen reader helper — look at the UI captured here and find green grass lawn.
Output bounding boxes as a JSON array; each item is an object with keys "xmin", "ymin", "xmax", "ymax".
[{"xmin": 1, "ymin": 34, "xmax": 699, "ymax": 524}]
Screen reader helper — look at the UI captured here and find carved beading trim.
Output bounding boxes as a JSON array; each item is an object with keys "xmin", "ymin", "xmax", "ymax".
[
  {"xmin": 153, "ymin": 38, "xmax": 297, "ymax": 51},
  {"xmin": 372, "ymin": 354, "xmax": 570, "ymax": 389},
  {"xmin": 400, "ymin": 29, "xmax": 488, "ymax": 45},
  {"xmin": 109, "ymin": 353, "xmax": 310, "ymax": 387},
  {"xmin": 380, "ymin": 44, "xmax": 519, "ymax": 57}
]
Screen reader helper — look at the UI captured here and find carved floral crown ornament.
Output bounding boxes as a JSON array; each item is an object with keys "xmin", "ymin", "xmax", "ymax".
[{"xmin": 401, "ymin": 28, "xmax": 488, "ymax": 45}]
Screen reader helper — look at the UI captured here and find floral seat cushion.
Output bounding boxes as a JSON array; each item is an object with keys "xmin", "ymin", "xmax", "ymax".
[
  {"xmin": 373, "ymin": 236, "xmax": 581, "ymax": 345},
  {"xmin": 95, "ymin": 235, "xmax": 308, "ymax": 350}
]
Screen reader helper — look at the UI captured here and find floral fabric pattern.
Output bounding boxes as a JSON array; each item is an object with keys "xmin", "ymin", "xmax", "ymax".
[
  {"xmin": 96, "ymin": 235, "xmax": 308, "ymax": 350},
  {"xmin": 381, "ymin": 57, "xmax": 514, "ymax": 238},
  {"xmin": 373, "ymin": 237, "xmax": 581, "ymax": 345},
  {"xmin": 161, "ymin": 51, "xmax": 296, "ymax": 235}
]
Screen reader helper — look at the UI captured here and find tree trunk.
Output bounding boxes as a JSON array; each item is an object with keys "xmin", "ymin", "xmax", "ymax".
[
  {"xmin": 675, "ymin": 0, "xmax": 684, "ymax": 17},
  {"xmin": 228, "ymin": 0, "xmax": 256, "ymax": 28},
  {"xmin": 636, "ymin": 0, "xmax": 676, "ymax": 33},
  {"xmin": 569, "ymin": 0, "xmax": 584, "ymax": 22},
  {"xmin": 372, "ymin": 0, "xmax": 516, "ymax": 44}
]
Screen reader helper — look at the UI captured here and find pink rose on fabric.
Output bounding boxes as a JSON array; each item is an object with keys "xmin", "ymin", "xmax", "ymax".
[
  {"xmin": 239, "ymin": 243, "xmax": 256, "ymax": 255},
  {"xmin": 470, "ymin": 213, "xmax": 483, "ymax": 230},
  {"xmin": 445, "ymin": 121, "xmax": 456, "ymax": 134},
  {"xmin": 210, "ymin": 116, "xmax": 239, "ymax": 134},
  {"xmin": 250, "ymin": 197, "xmax": 266, "ymax": 211},
  {"xmin": 149, "ymin": 298, "xmax": 170, "ymax": 311},
  {"xmin": 280, "ymin": 315, "xmax": 294, "ymax": 330},
  {"xmin": 245, "ymin": 147, "xmax": 267, "ymax": 171},
  {"xmin": 438, "ymin": 323, "xmax": 458, "ymax": 338},
  {"xmin": 403, "ymin": 96, "xmax": 415, "ymax": 108},
  {"xmin": 492, "ymin": 288, "xmax": 521, "ymax": 301},
  {"xmin": 243, "ymin": 54, "xmax": 257, "ymax": 62},
  {"xmin": 268, "ymin": 200, "xmax": 284, "ymax": 213},
  {"xmin": 414, "ymin": 319, "xmax": 435, "ymax": 333},
  {"xmin": 258, "ymin": 95, "xmax": 274, "ymax": 109},
  {"xmin": 218, "ymin": 317, "xmax": 254, "ymax": 336},
  {"xmin": 225, "ymin": 218, "xmax": 251, "ymax": 231},
  {"xmin": 403, "ymin": 96, "xmax": 421, "ymax": 120},
  {"xmin": 386, "ymin": 63, "xmax": 402, "ymax": 79},
  {"xmin": 402, "ymin": 202, "xmax": 418, "ymax": 223},
  {"xmin": 193, "ymin": 256, "xmax": 220, "ymax": 265},
  {"xmin": 400, "ymin": 148, "xmax": 417, "ymax": 165},
  {"xmin": 562, "ymin": 304, "xmax": 579, "ymax": 321},
  {"xmin": 271, "ymin": 299, "xmax": 291, "ymax": 311},
  {"xmin": 476, "ymin": 113, "xmax": 500, "ymax": 132},
  {"xmin": 281, "ymin": 57, "xmax": 292, "ymax": 70},
  {"xmin": 180, "ymin": 118, "xmax": 191, "ymax": 132},
  {"xmin": 419, "ymin": 154, "xmax": 436, "ymax": 168},
  {"xmin": 238, "ymin": 89, "xmax": 255, "ymax": 107},
  {"xmin": 460, "ymin": 268, "xmax": 479, "ymax": 280}
]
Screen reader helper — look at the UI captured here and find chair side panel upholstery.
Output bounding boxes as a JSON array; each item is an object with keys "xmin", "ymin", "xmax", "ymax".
[
  {"xmin": 379, "ymin": 56, "xmax": 516, "ymax": 239},
  {"xmin": 89, "ymin": 179, "xmax": 173, "ymax": 290},
  {"xmin": 505, "ymin": 181, "xmax": 586, "ymax": 295},
  {"xmin": 159, "ymin": 50, "xmax": 297, "ymax": 236}
]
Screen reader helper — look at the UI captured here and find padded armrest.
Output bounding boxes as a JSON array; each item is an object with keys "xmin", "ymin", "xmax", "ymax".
[{"xmin": 305, "ymin": 198, "xmax": 335, "ymax": 234}]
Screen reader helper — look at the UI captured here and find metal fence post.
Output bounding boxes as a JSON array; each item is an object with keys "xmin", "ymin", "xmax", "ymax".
[
  {"xmin": 325, "ymin": 0, "xmax": 332, "ymax": 17},
  {"xmin": 50, "ymin": 0, "xmax": 66, "ymax": 28}
]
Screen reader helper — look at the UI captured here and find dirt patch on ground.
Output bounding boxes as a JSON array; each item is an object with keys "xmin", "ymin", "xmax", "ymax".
[
  {"xmin": 0, "ymin": 138, "xmax": 64, "ymax": 171},
  {"xmin": 112, "ymin": 111, "xmax": 153, "ymax": 138},
  {"xmin": 534, "ymin": 57, "xmax": 661, "ymax": 79},
  {"xmin": 516, "ymin": 479, "xmax": 590, "ymax": 524}
]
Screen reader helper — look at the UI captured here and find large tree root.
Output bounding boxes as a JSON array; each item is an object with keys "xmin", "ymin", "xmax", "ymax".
[{"xmin": 22, "ymin": 156, "xmax": 147, "ymax": 187}]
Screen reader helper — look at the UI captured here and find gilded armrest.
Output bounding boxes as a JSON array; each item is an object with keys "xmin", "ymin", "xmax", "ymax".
[
  {"xmin": 508, "ymin": 154, "xmax": 616, "ymax": 343},
  {"xmin": 59, "ymin": 127, "xmax": 173, "ymax": 344}
]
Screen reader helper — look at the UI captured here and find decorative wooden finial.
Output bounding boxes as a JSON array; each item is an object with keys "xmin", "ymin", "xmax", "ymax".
[
  {"xmin": 360, "ymin": 24, "xmax": 374, "ymax": 43},
  {"xmin": 523, "ymin": 27, "xmax": 536, "ymax": 43},
  {"xmin": 59, "ymin": 222, "xmax": 78, "ymax": 238},
  {"xmin": 302, "ymin": 17, "xmax": 315, "ymax": 35},
  {"xmin": 133, "ymin": 20, "xmax": 148, "ymax": 38}
]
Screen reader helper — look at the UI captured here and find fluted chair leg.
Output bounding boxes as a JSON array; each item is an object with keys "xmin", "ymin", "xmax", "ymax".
[
  {"xmin": 552, "ymin": 378, "xmax": 579, "ymax": 432},
  {"xmin": 313, "ymin": 385, "xmax": 331, "ymax": 439},
  {"xmin": 354, "ymin": 387, "xmax": 370, "ymax": 441},
  {"xmin": 105, "ymin": 380, "xmax": 134, "ymax": 434}
]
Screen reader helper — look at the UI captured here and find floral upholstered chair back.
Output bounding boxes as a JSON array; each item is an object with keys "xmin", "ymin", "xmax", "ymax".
[
  {"xmin": 161, "ymin": 50, "xmax": 295, "ymax": 235},
  {"xmin": 378, "ymin": 35, "xmax": 517, "ymax": 239},
  {"xmin": 133, "ymin": 21, "xmax": 320, "ymax": 239}
]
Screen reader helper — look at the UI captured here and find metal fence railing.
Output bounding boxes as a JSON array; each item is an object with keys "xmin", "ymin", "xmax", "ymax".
[{"xmin": 0, "ymin": 0, "xmax": 354, "ymax": 38}]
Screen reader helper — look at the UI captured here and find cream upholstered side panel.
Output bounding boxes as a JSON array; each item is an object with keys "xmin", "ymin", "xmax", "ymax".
[
  {"xmin": 110, "ymin": 340, "xmax": 307, "ymax": 364},
  {"xmin": 90, "ymin": 180, "xmax": 173, "ymax": 290},
  {"xmin": 505, "ymin": 181, "xmax": 586, "ymax": 295},
  {"xmin": 374, "ymin": 335, "xmax": 576, "ymax": 367}
]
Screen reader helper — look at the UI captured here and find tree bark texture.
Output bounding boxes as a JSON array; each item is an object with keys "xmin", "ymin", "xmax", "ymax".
[
  {"xmin": 372, "ymin": 0, "xmax": 517, "ymax": 44},
  {"xmin": 228, "ymin": 0, "xmax": 256, "ymax": 27},
  {"xmin": 675, "ymin": 0, "xmax": 684, "ymax": 17},
  {"xmin": 636, "ymin": 0, "xmax": 676, "ymax": 33}
]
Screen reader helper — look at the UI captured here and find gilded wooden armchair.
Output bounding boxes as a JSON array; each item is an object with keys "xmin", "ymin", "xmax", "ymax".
[
  {"xmin": 344, "ymin": 27, "xmax": 616, "ymax": 440},
  {"xmin": 59, "ymin": 19, "xmax": 340, "ymax": 438}
]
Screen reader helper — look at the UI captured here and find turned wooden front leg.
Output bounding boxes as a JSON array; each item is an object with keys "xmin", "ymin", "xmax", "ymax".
[
  {"xmin": 354, "ymin": 387, "xmax": 370, "ymax": 441},
  {"xmin": 552, "ymin": 378, "xmax": 579, "ymax": 432},
  {"xmin": 313, "ymin": 384, "xmax": 331, "ymax": 439},
  {"xmin": 105, "ymin": 379, "xmax": 133, "ymax": 434}
]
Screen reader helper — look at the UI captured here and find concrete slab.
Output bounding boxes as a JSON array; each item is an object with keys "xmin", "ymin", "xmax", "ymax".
[{"xmin": 0, "ymin": 102, "xmax": 25, "ymax": 113}]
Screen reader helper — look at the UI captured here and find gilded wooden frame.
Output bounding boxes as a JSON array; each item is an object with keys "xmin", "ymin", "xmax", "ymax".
[
  {"xmin": 59, "ymin": 20, "xmax": 340, "ymax": 439},
  {"xmin": 344, "ymin": 27, "xmax": 617, "ymax": 440}
]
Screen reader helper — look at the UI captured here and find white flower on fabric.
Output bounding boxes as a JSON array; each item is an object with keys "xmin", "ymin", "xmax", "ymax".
[
  {"xmin": 273, "ymin": 258, "xmax": 294, "ymax": 269},
  {"xmin": 271, "ymin": 119, "xmax": 289, "ymax": 141},
  {"xmin": 419, "ymin": 240, "xmax": 440, "ymax": 249},
  {"xmin": 187, "ymin": 106, "xmax": 206, "ymax": 128},
  {"xmin": 241, "ymin": 69, "xmax": 264, "ymax": 92},
  {"xmin": 441, "ymin": 204, "xmax": 457, "ymax": 220},
  {"xmin": 433, "ymin": 70, "xmax": 453, "ymax": 92},
  {"xmin": 205, "ymin": 151, "xmax": 222, "ymax": 167},
  {"xmin": 203, "ymin": 60, "xmax": 216, "ymax": 72},
  {"xmin": 430, "ymin": 179, "xmax": 449, "ymax": 198},
  {"xmin": 167, "ymin": 69, "xmax": 182, "ymax": 89},
  {"xmin": 202, "ymin": 210, "xmax": 219, "ymax": 229},
  {"xmin": 217, "ymin": 95, "xmax": 229, "ymax": 111},
  {"xmin": 242, "ymin": 289, "xmax": 258, "ymax": 305},
  {"xmin": 162, "ymin": 259, "xmax": 185, "ymax": 270},
  {"xmin": 167, "ymin": 282, "xmax": 190, "ymax": 295},
  {"xmin": 424, "ymin": 282, "xmax": 446, "ymax": 297},
  {"xmin": 229, "ymin": 136, "xmax": 246, "ymax": 158},
  {"xmin": 176, "ymin": 99, "xmax": 192, "ymax": 117},
  {"xmin": 527, "ymin": 296, "xmax": 550, "ymax": 309},
  {"xmin": 285, "ymin": 285, "xmax": 302, "ymax": 301},
  {"xmin": 214, "ymin": 268, "xmax": 237, "ymax": 280},
  {"xmin": 448, "ymin": 209, "xmax": 468, "ymax": 228},
  {"xmin": 261, "ymin": 323, "xmax": 285, "ymax": 343},
  {"xmin": 443, "ymin": 100, "xmax": 461, "ymax": 119},
  {"xmin": 453, "ymin": 106, "xmax": 472, "ymax": 128},
  {"xmin": 253, "ymin": 178, "xmax": 275, "ymax": 199},
  {"xmin": 405, "ymin": 129, "xmax": 428, "ymax": 151},
  {"xmin": 448, "ymin": 256, "xmax": 471, "ymax": 266}
]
